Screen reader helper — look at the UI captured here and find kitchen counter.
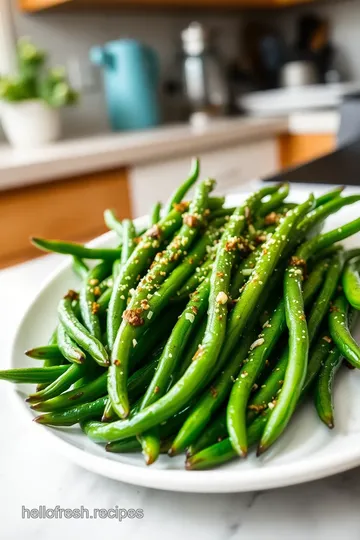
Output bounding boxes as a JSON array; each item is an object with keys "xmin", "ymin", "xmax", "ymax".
[
  {"xmin": 0, "ymin": 109, "xmax": 339, "ymax": 192},
  {"xmin": 0, "ymin": 117, "xmax": 288, "ymax": 191},
  {"xmin": 2, "ymin": 243, "xmax": 360, "ymax": 540}
]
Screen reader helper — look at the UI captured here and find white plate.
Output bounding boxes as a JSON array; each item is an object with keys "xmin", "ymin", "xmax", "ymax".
[
  {"xmin": 9, "ymin": 194, "xmax": 360, "ymax": 493},
  {"xmin": 238, "ymin": 82, "xmax": 360, "ymax": 116}
]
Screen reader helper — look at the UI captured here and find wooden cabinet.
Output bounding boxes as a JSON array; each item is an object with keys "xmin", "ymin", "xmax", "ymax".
[
  {"xmin": 0, "ymin": 168, "xmax": 131, "ymax": 268},
  {"xmin": 278, "ymin": 133, "xmax": 335, "ymax": 170},
  {"xmin": 19, "ymin": 0, "xmax": 317, "ymax": 12}
]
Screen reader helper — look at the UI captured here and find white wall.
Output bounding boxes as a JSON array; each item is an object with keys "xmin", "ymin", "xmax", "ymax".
[
  {"xmin": 4, "ymin": 0, "xmax": 360, "ymax": 139},
  {"xmin": 9, "ymin": 3, "xmax": 243, "ymax": 136},
  {"xmin": 273, "ymin": 0, "xmax": 360, "ymax": 82}
]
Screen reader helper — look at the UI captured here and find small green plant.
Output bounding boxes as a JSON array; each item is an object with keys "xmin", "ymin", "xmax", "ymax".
[{"xmin": 0, "ymin": 38, "xmax": 78, "ymax": 107}]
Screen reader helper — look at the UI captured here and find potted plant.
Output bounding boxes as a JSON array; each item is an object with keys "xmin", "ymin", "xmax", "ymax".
[{"xmin": 0, "ymin": 38, "xmax": 78, "ymax": 148}]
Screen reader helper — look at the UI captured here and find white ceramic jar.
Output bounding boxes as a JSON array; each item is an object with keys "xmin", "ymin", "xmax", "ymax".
[{"xmin": 1, "ymin": 99, "xmax": 61, "ymax": 148}]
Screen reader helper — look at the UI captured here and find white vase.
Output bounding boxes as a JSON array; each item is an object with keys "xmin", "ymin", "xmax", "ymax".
[{"xmin": 1, "ymin": 100, "xmax": 61, "ymax": 148}]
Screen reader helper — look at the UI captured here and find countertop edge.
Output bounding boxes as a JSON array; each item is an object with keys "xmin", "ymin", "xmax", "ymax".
[{"xmin": 0, "ymin": 111, "xmax": 338, "ymax": 192}]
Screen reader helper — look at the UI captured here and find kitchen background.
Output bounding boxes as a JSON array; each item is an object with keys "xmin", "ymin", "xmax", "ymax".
[
  {"xmin": 3, "ymin": 0, "xmax": 360, "ymax": 134},
  {"xmin": 0, "ymin": 0, "xmax": 359, "ymax": 267}
]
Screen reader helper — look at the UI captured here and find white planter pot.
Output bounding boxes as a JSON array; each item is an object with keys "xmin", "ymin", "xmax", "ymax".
[{"xmin": 1, "ymin": 100, "xmax": 61, "ymax": 148}]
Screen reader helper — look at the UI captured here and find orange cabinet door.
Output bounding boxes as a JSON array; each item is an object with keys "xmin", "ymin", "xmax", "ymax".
[
  {"xmin": 278, "ymin": 134, "xmax": 336, "ymax": 170},
  {"xmin": 0, "ymin": 168, "xmax": 131, "ymax": 268}
]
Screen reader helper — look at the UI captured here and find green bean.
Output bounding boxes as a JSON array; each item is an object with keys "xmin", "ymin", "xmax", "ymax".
[
  {"xmin": 208, "ymin": 197, "xmax": 226, "ymax": 211},
  {"xmin": 57, "ymin": 324, "xmax": 86, "ymax": 364},
  {"xmin": 103, "ymin": 341, "xmax": 165, "ymax": 422},
  {"xmin": 107, "ymin": 206, "xmax": 187, "ymax": 350},
  {"xmin": 106, "ymin": 437, "xmax": 142, "ymax": 453},
  {"xmin": 58, "ymin": 291, "xmax": 109, "ymax": 367},
  {"xmin": 302, "ymin": 331, "xmax": 334, "ymax": 395},
  {"xmin": 150, "ymin": 202, "xmax": 162, "ymax": 225},
  {"xmin": 27, "ymin": 363, "xmax": 86, "ymax": 403},
  {"xmin": 138, "ymin": 430, "xmax": 160, "ymax": 465},
  {"xmin": 109, "ymin": 437, "xmax": 175, "ymax": 454},
  {"xmin": 246, "ymin": 262, "xmax": 331, "ymax": 422},
  {"xmin": 329, "ymin": 294, "xmax": 360, "ymax": 368},
  {"xmin": 98, "ymin": 274, "xmax": 113, "ymax": 294},
  {"xmin": 82, "ymin": 187, "xmax": 281, "ymax": 441},
  {"xmin": 187, "ymin": 411, "xmax": 228, "ymax": 457},
  {"xmin": 25, "ymin": 345, "xmax": 63, "ymax": 360},
  {"xmin": 97, "ymin": 288, "xmax": 112, "ymax": 315},
  {"xmin": 120, "ymin": 219, "xmax": 136, "ymax": 266},
  {"xmin": 106, "ymin": 408, "xmax": 192, "ymax": 453},
  {"xmin": 72, "ymin": 257, "xmax": 89, "ymax": 280},
  {"xmin": 218, "ymin": 196, "xmax": 314, "ymax": 373},
  {"xmin": 131, "ymin": 306, "xmax": 182, "ymax": 371},
  {"xmin": 127, "ymin": 355, "xmax": 160, "ymax": 401},
  {"xmin": 310, "ymin": 245, "xmax": 342, "ymax": 264},
  {"xmin": 171, "ymin": 317, "xmax": 207, "ymax": 382},
  {"xmin": 314, "ymin": 347, "xmax": 343, "ymax": 428},
  {"xmin": 35, "ymin": 329, "xmax": 61, "ymax": 391},
  {"xmin": 249, "ymin": 222, "xmax": 360, "ymax": 424},
  {"xmin": 297, "ymin": 194, "xmax": 360, "ymax": 235},
  {"xmin": 307, "ymin": 252, "xmax": 343, "ymax": 344},
  {"xmin": 72, "ymin": 369, "xmax": 97, "ymax": 390},
  {"xmin": 343, "ymin": 255, "xmax": 360, "ymax": 310},
  {"xmin": 0, "ymin": 365, "xmax": 69, "ymax": 384},
  {"xmin": 209, "ymin": 208, "xmax": 235, "ymax": 220},
  {"xmin": 186, "ymin": 438, "xmax": 235, "ymax": 470},
  {"xmin": 175, "ymin": 257, "xmax": 214, "ymax": 301},
  {"xmin": 302, "ymin": 214, "xmax": 360, "ymax": 259},
  {"xmin": 170, "ymin": 327, "xmax": 257, "ymax": 456},
  {"xmin": 257, "ymin": 255, "xmax": 309, "ymax": 455},
  {"xmin": 31, "ymin": 238, "xmax": 121, "ymax": 260},
  {"xmin": 233, "ymin": 216, "xmax": 360, "ymax": 438},
  {"xmin": 186, "ymin": 414, "xmax": 267, "ymax": 470},
  {"xmin": 258, "ymin": 183, "xmax": 289, "ymax": 217},
  {"xmin": 175, "ymin": 240, "xmax": 321, "ymax": 457},
  {"xmin": 274, "ymin": 202, "xmax": 297, "ymax": 214},
  {"xmin": 109, "ymin": 179, "xmax": 215, "ymax": 418},
  {"xmin": 101, "ymin": 221, "xmax": 136, "ymax": 419},
  {"xmin": 314, "ymin": 187, "xmax": 344, "ymax": 207},
  {"xmin": 163, "ymin": 157, "xmax": 200, "ymax": 215},
  {"xmin": 304, "ymin": 258, "xmax": 333, "ymax": 306},
  {"xmin": 35, "ymin": 396, "xmax": 107, "ymax": 426},
  {"xmin": 227, "ymin": 302, "xmax": 288, "ymax": 456},
  {"xmin": 188, "ymin": 332, "xmax": 334, "ymax": 469},
  {"xmin": 112, "ymin": 260, "xmax": 121, "ymax": 280},
  {"xmin": 101, "ymin": 399, "xmax": 114, "ymax": 422},
  {"xmin": 229, "ymin": 246, "xmax": 262, "ymax": 299},
  {"xmin": 138, "ymin": 278, "xmax": 210, "ymax": 461},
  {"xmin": 258, "ymin": 249, "xmax": 344, "ymax": 453},
  {"xmin": 80, "ymin": 261, "xmax": 113, "ymax": 341},
  {"xmin": 104, "ymin": 209, "xmax": 123, "ymax": 238},
  {"xmin": 142, "ymin": 278, "xmax": 210, "ymax": 409},
  {"xmin": 31, "ymin": 372, "xmax": 108, "ymax": 412}
]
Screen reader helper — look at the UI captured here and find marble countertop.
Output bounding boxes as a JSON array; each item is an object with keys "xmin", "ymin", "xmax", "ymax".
[
  {"xmin": 2, "ymin": 189, "xmax": 360, "ymax": 539},
  {"xmin": 0, "ymin": 110, "xmax": 339, "ymax": 192}
]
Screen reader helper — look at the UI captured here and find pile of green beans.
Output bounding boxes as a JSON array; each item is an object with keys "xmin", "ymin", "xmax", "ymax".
[{"xmin": 2, "ymin": 159, "xmax": 360, "ymax": 471}]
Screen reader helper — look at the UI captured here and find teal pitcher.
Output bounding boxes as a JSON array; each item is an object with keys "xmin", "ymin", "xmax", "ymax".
[{"xmin": 90, "ymin": 39, "xmax": 160, "ymax": 131}]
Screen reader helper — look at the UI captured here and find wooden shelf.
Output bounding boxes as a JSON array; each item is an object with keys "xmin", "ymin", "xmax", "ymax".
[{"xmin": 19, "ymin": 0, "xmax": 317, "ymax": 13}]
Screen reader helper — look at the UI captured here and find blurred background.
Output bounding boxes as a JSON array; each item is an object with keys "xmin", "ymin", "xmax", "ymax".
[{"xmin": 0, "ymin": 0, "xmax": 358, "ymax": 268}]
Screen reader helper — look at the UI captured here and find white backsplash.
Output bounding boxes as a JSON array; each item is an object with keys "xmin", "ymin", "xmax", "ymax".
[
  {"xmin": 9, "ymin": 3, "xmax": 243, "ymax": 136},
  {"xmin": 3, "ymin": 0, "xmax": 360, "ymax": 140}
]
